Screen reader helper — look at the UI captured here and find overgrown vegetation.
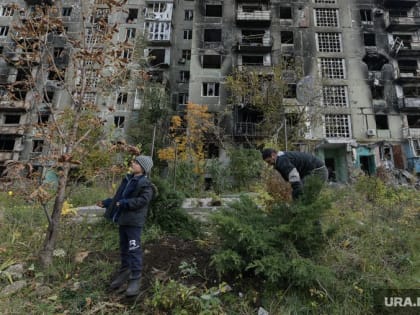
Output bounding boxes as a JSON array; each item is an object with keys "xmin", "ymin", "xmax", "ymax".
[{"xmin": 1, "ymin": 174, "xmax": 418, "ymax": 314}]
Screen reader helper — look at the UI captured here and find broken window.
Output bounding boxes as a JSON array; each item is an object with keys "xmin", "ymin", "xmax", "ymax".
[
  {"xmin": 364, "ymin": 33, "xmax": 376, "ymax": 47},
  {"xmin": 4, "ymin": 114, "xmax": 20, "ymax": 124},
  {"xmin": 184, "ymin": 29, "xmax": 192, "ymax": 40},
  {"xmin": 149, "ymin": 49, "xmax": 166, "ymax": 66},
  {"xmin": 316, "ymin": 32, "xmax": 342, "ymax": 52},
  {"xmin": 407, "ymin": 115, "xmax": 420, "ymax": 128},
  {"xmin": 202, "ymin": 82, "xmax": 220, "ymax": 97},
  {"xmin": 315, "ymin": 0, "xmax": 336, "ymax": 3},
  {"xmin": 0, "ymin": 26, "xmax": 9, "ymax": 37},
  {"xmin": 179, "ymin": 71, "xmax": 190, "ymax": 82},
  {"xmin": 315, "ymin": 9, "xmax": 339, "ymax": 27},
  {"xmin": 126, "ymin": 28, "xmax": 136, "ymax": 40},
  {"xmin": 184, "ymin": 10, "xmax": 193, "ymax": 21},
  {"xmin": 319, "ymin": 58, "xmax": 346, "ymax": 79},
  {"xmin": 389, "ymin": 9, "xmax": 408, "ymax": 17},
  {"xmin": 242, "ymin": 55, "xmax": 264, "ymax": 66},
  {"xmin": 284, "ymin": 84, "xmax": 297, "ymax": 98},
  {"xmin": 127, "ymin": 8, "xmax": 138, "ymax": 23},
  {"xmin": 403, "ymin": 86, "xmax": 420, "ymax": 97},
  {"xmin": 182, "ymin": 49, "xmax": 191, "ymax": 61},
  {"xmin": 32, "ymin": 140, "xmax": 44, "ymax": 153},
  {"xmin": 202, "ymin": 55, "xmax": 221, "ymax": 68},
  {"xmin": 178, "ymin": 93, "xmax": 189, "ymax": 105},
  {"xmin": 360, "ymin": 9, "xmax": 372, "ymax": 24},
  {"xmin": 280, "ymin": 31, "xmax": 294, "ymax": 44},
  {"xmin": 62, "ymin": 7, "xmax": 72, "ymax": 17},
  {"xmin": 282, "ymin": 55, "xmax": 295, "ymax": 69},
  {"xmin": 205, "ymin": 5, "xmax": 222, "ymax": 17},
  {"xmin": 204, "ymin": 29, "xmax": 222, "ymax": 42},
  {"xmin": 0, "ymin": 5, "xmax": 14, "ymax": 16},
  {"xmin": 322, "ymin": 85, "xmax": 348, "ymax": 106},
  {"xmin": 0, "ymin": 137, "xmax": 14, "ymax": 151},
  {"xmin": 117, "ymin": 92, "xmax": 128, "ymax": 104},
  {"xmin": 413, "ymin": 139, "xmax": 420, "ymax": 156},
  {"xmin": 398, "ymin": 60, "xmax": 418, "ymax": 75},
  {"xmin": 363, "ymin": 54, "xmax": 387, "ymax": 71},
  {"xmin": 114, "ymin": 116, "xmax": 125, "ymax": 128},
  {"xmin": 393, "ymin": 34, "xmax": 412, "ymax": 49},
  {"xmin": 242, "ymin": 30, "xmax": 264, "ymax": 44},
  {"xmin": 372, "ymin": 85, "xmax": 384, "ymax": 99},
  {"xmin": 38, "ymin": 111, "xmax": 50, "ymax": 124},
  {"xmin": 324, "ymin": 114, "xmax": 351, "ymax": 138},
  {"xmin": 375, "ymin": 115, "xmax": 389, "ymax": 129},
  {"xmin": 279, "ymin": 7, "xmax": 292, "ymax": 19}
]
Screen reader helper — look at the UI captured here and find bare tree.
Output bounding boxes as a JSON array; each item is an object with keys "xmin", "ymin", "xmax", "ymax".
[{"xmin": 2, "ymin": 0, "xmax": 143, "ymax": 267}]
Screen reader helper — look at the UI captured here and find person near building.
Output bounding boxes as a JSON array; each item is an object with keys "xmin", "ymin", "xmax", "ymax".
[
  {"xmin": 97, "ymin": 155, "xmax": 154, "ymax": 297},
  {"xmin": 262, "ymin": 148, "xmax": 328, "ymax": 200}
]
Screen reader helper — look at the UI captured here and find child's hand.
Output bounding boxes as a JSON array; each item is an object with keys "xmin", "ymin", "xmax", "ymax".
[{"xmin": 96, "ymin": 201, "xmax": 104, "ymax": 207}]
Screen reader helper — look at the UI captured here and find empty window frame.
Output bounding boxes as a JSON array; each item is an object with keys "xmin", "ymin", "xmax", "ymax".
[
  {"xmin": 204, "ymin": 29, "xmax": 222, "ymax": 42},
  {"xmin": 117, "ymin": 92, "xmax": 128, "ymax": 104},
  {"xmin": 185, "ymin": 10, "xmax": 193, "ymax": 21},
  {"xmin": 284, "ymin": 84, "xmax": 297, "ymax": 98},
  {"xmin": 360, "ymin": 9, "xmax": 373, "ymax": 24},
  {"xmin": 314, "ymin": 9, "xmax": 339, "ymax": 27},
  {"xmin": 202, "ymin": 55, "xmax": 221, "ymax": 68},
  {"xmin": 314, "ymin": 0, "xmax": 336, "ymax": 4},
  {"xmin": 279, "ymin": 7, "xmax": 292, "ymax": 19},
  {"xmin": 127, "ymin": 8, "xmax": 138, "ymax": 22},
  {"xmin": 114, "ymin": 116, "xmax": 125, "ymax": 128},
  {"xmin": 364, "ymin": 33, "xmax": 376, "ymax": 46},
  {"xmin": 0, "ymin": 6, "xmax": 14, "ymax": 17},
  {"xmin": 0, "ymin": 26, "xmax": 9, "ymax": 37},
  {"xmin": 32, "ymin": 140, "xmax": 44, "ymax": 153},
  {"xmin": 126, "ymin": 28, "xmax": 136, "ymax": 40},
  {"xmin": 182, "ymin": 49, "xmax": 191, "ymax": 60},
  {"xmin": 241, "ymin": 30, "xmax": 265, "ymax": 44},
  {"xmin": 178, "ymin": 93, "xmax": 189, "ymax": 105},
  {"xmin": 403, "ymin": 86, "xmax": 420, "ymax": 97},
  {"xmin": 280, "ymin": 31, "xmax": 294, "ymax": 44},
  {"xmin": 38, "ymin": 111, "xmax": 50, "ymax": 124},
  {"xmin": 242, "ymin": 55, "xmax": 264, "ymax": 65},
  {"xmin": 316, "ymin": 32, "xmax": 342, "ymax": 52},
  {"xmin": 43, "ymin": 91, "xmax": 54, "ymax": 103},
  {"xmin": 62, "ymin": 7, "xmax": 72, "ymax": 17},
  {"xmin": 398, "ymin": 60, "xmax": 418, "ymax": 74},
  {"xmin": 86, "ymin": 70, "xmax": 99, "ymax": 89},
  {"xmin": 145, "ymin": 21, "xmax": 171, "ymax": 41},
  {"xmin": 4, "ymin": 114, "xmax": 20, "ymax": 124},
  {"xmin": 202, "ymin": 82, "xmax": 220, "ymax": 97},
  {"xmin": 372, "ymin": 85, "xmax": 384, "ymax": 99},
  {"xmin": 183, "ymin": 29, "xmax": 192, "ymax": 40},
  {"xmin": 205, "ymin": 5, "xmax": 222, "ymax": 17},
  {"xmin": 324, "ymin": 114, "xmax": 351, "ymax": 138},
  {"xmin": 375, "ymin": 115, "xmax": 389, "ymax": 130},
  {"xmin": 322, "ymin": 86, "xmax": 348, "ymax": 106},
  {"xmin": 121, "ymin": 48, "xmax": 133, "ymax": 60},
  {"xmin": 319, "ymin": 58, "xmax": 346, "ymax": 79},
  {"xmin": 413, "ymin": 139, "xmax": 420, "ymax": 157},
  {"xmin": 0, "ymin": 138, "xmax": 15, "ymax": 151},
  {"xmin": 179, "ymin": 71, "xmax": 190, "ymax": 82}
]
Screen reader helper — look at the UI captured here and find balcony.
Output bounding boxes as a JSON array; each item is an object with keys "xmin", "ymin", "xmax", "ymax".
[
  {"xmin": 394, "ymin": 41, "xmax": 420, "ymax": 57},
  {"xmin": 236, "ymin": 9, "xmax": 271, "ymax": 26},
  {"xmin": 0, "ymin": 152, "xmax": 14, "ymax": 161},
  {"xmin": 399, "ymin": 98, "xmax": 420, "ymax": 111},
  {"xmin": 382, "ymin": 0, "xmax": 418, "ymax": 8},
  {"xmin": 233, "ymin": 122, "xmax": 268, "ymax": 138},
  {"xmin": 0, "ymin": 125, "xmax": 24, "ymax": 135},
  {"xmin": 236, "ymin": 36, "xmax": 272, "ymax": 53},
  {"xmin": 402, "ymin": 127, "xmax": 420, "ymax": 138},
  {"xmin": 384, "ymin": 12, "xmax": 420, "ymax": 31}
]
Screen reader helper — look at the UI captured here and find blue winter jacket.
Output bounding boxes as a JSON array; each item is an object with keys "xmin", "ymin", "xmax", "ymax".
[{"xmin": 103, "ymin": 174, "xmax": 154, "ymax": 227}]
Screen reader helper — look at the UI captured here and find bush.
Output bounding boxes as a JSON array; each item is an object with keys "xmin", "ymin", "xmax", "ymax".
[
  {"xmin": 148, "ymin": 177, "xmax": 201, "ymax": 239},
  {"xmin": 210, "ymin": 181, "xmax": 335, "ymax": 289}
]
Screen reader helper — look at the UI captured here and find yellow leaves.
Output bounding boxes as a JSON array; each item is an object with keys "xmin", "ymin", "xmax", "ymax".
[
  {"xmin": 61, "ymin": 201, "xmax": 77, "ymax": 216},
  {"xmin": 158, "ymin": 103, "xmax": 215, "ymax": 175},
  {"xmin": 8, "ymin": 191, "xmax": 13, "ymax": 196},
  {"xmin": 29, "ymin": 186, "xmax": 53, "ymax": 204}
]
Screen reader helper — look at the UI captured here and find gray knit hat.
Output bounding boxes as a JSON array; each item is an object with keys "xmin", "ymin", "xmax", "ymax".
[{"xmin": 134, "ymin": 155, "xmax": 153, "ymax": 174}]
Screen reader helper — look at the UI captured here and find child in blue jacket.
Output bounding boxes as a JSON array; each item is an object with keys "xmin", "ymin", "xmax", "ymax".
[{"xmin": 97, "ymin": 155, "xmax": 154, "ymax": 296}]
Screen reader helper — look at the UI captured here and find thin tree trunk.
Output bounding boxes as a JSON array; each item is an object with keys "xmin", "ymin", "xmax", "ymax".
[{"xmin": 39, "ymin": 164, "xmax": 70, "ymax": 267}]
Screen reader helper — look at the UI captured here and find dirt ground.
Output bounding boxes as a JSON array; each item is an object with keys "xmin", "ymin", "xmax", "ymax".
[{"xmin": 142, "ymin": 235, "xmax": 218, "ymax": 288}]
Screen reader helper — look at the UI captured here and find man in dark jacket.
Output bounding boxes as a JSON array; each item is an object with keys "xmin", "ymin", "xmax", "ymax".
[
  {"xmin": 262, "ymin": 148, "xmax": 328, "ymax": 200},
  {"xmin": 97, "ymin": 155, "xmax": 154, "ymax": 297}
]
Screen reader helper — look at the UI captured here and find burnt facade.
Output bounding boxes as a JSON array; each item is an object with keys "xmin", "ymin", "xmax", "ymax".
[{"xmin": 0, "ymin": 0, "xmax": 419, "ymax": 181}]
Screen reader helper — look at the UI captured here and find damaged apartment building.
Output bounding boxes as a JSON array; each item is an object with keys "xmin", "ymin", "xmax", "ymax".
[{"xmin": 0, "ymin": 0, "xmax": 419, "ymax": 183}]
